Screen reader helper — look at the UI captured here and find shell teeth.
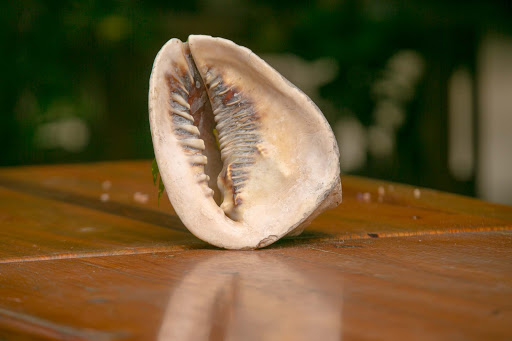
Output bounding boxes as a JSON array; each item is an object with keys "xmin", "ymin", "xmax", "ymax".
[
  {"xmin": 180, "ymin": 124, "xmax": 200, "ymax": 135},
  {"xmin": 226, "ymin": 98, "xmax": 242, "ymax": 106},
  {"xmin": 189, "ymin": 155, "xmax": 208, "ymax": 165},
  {"xmin": 168, "ymin": 58, "xmax": 262, "ymax": 215},
  {"xmin": 180, "ymin": 138, "xmax": 205, "ymax": 150},
  {"xmin": 171, "ymin": 93, "xmax": 191, "ymax": 109},
  {"xmin": 170, "ymin": 71, "xmax": 189, "ymax": 93},
  {"xmin": 197, "ymin": 173, "xmax": 209, "ymax": 183},
  {"xmin": 170, "ymin": 108, "xmax": 194, "ymax": 122},
  {"xmin": 209, "ymin": 79, "xmax": 221, "ymax": 89},
  {"xmin": 213, "ymin": 107, "xmax": 223, "ymax": 116},
  {"xmin": 217, "ymin": 87, "xmax": 231, "ymax": 96},
  {"xmin": 205, "ymin": 71, "xmax": 214, "ymax": 82},
  {"xmin": 219, "ymin": 136, "xmax": 259, "ymax": 149},
  {"xmin": 205, "ymin": 188, "xmax": 214, "ymax": 197},
  {"xmin": 187, "ymin": 69, "xmax": 195, "ymax": 86},
  {"xmin": 167, "ymin": 62, "xmax": 210, "ymax": 173}
]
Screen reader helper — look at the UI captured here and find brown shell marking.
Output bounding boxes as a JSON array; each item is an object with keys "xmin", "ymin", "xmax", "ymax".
[
  {"xmin": 202, "ymin": 68, "xmax": 262, "ymax": 216},
  {"xmin": 164, "ymin": 58, "xmax": 213, "ymax": 198},
  {"xmin": 164, "ymin": 57, "xmax": 263, "ymax": 217}
]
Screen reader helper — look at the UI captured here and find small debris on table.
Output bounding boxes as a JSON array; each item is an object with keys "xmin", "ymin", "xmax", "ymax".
[
  {"xmin": 101, "ymin": 180, "xmax": 112, "ymax": 190},
  {"xmin": 100, "ymin": 193, "xmax": 110, "ymax": 202},
  {"xmin": 357, "ymin": 192, "xmax": 372, "ymax": 202},
  {"xmin": 362, "ymin": 192, "xmax": 371, "ymax": 202},
  {"xmin": 378, "ymin": 186, "xmax": 385, "ymax": 196},
  {"xmin": 413, "ymin": 188, "xmax": 421, "ymax": 199},
  {"xmin": 377, "ymin": 186, "xmax": 385, "ymax": 202},
  {"xmin": 133, "ymin": 191, "xmax": 149, "ymax": 204}
]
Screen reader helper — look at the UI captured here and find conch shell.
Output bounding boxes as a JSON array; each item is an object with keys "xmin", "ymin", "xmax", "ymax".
[{"xmin": 149, "ymin": 35, "xmax": 341, "ymax": 249}]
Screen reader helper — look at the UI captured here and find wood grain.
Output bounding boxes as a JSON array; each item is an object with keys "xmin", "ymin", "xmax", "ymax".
[
  {"xmin": 0, "ymin": 161, "xmax": 510, "ymax": 243},
  {"xmin": 0, "ymin": 187, "xmax": 200, "ymax": 262},
  {"xmin": 0, "ymin": 161, "xmax": 511, "ymax": 340},
  {"xmin": 0, "ymin": 232, "xmax": 510, "ymax": 340}
]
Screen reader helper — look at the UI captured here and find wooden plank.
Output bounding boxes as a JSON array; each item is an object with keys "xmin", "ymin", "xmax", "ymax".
[
  {"xmin": 0, "ymin": 187, "xmax": 200, "ymax": 262},
  {"xmin": 0, "ymin": 231, "xmax": 510, "ymax": 340},
  {"xmin": 1, "ymin": 161, "xmax": 511, "ymax": 244},
  {"xmin": 0, "ymin": 161, "xmax": 511, "ymax": 339},
  {"xmin": 0, "ymin": 162, "xmax": 182, "ymax": 232},
  {"xmin": 0, "ymin": 161, "xmax": 175, "ymax": 213}
]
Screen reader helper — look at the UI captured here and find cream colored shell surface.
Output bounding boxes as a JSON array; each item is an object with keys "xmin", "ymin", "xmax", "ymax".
[{"xmin": 149, "ymin": 35, "xmax": 341, "ymax": 249}]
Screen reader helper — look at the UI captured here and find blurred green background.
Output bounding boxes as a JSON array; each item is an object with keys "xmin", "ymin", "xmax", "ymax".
[{"xmin": 2, "ymin": 0, "xmax": 512, "ymax": 204}]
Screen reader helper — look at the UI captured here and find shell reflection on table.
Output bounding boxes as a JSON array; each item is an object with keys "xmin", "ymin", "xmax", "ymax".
[{"xmin": 0, "ymin": 160, "xmax": 511, "ymax": 340}]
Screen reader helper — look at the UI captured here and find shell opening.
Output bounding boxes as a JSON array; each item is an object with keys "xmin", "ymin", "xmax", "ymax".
[{"xmin": 165, "ymin": 42, "xmax": 262, "ymax": 221}]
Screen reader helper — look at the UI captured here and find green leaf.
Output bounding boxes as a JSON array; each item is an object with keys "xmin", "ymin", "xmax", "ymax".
[
  {"xmin": 151, "ymin": 158, "xmax": 166, "ymax": 206},
  {"xmin": 151, "ymin": 158, "xmax": 159, "ymax": 185},
  {"xmin": 158, "ymin": 176, "xmax": 165, "ymax": 206}
]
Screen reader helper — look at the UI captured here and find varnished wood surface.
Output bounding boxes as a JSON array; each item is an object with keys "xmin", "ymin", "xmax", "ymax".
[{"xmin": 0, "ymin": 160, "xmax": 511, "ymax": 340}]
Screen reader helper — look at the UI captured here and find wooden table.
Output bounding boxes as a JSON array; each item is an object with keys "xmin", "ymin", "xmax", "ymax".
[{"xmin": 0, "ymin": 160, "xmax": 510, "ymax": 340}]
